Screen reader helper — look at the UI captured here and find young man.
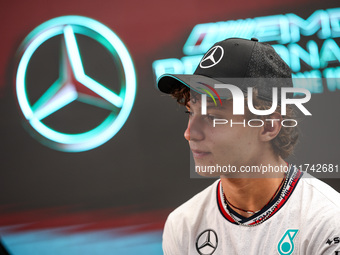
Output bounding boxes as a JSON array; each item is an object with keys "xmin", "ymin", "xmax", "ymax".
[{"xmin": 157, "ymin": 38, "xmax": 340, "ymax": 255}]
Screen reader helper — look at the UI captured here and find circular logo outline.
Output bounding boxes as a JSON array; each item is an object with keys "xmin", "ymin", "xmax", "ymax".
[
  {"xmin": 199, "ymin": 46, "xmax": 224, "ymax": 69},
  {"xmin": 196, "ymin": 229, "xmax": 218, "ymax": 255},
  {"xmin": 16, "ymin": 16, "xmax": 137, "ymax": 152}
]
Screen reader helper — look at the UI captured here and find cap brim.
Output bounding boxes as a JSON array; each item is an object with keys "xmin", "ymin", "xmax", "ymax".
[{"xmin": 157, "ymin": 74, "xmax": 236, "ymax": 99}]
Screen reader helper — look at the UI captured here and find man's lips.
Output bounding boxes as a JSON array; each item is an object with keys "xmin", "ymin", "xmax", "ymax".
[{"xmin": 191, "ymin": 149, "xmax": 211, "ymax": 159}]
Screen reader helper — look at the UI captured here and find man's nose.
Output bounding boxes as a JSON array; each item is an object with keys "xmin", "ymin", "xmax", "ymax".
[{"xmin": 184, "ymin": 117, "xmax": 204, "ymax": 142}]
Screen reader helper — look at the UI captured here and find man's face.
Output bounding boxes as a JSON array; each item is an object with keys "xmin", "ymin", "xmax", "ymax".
[{"xmin": 185, "ymin": 98, "xmax": 263, "ymax": 177}]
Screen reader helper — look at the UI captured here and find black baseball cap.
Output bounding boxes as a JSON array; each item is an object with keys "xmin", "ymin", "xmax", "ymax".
[{"xmin": 157, "ymin": 37, "xmax": 293, "ymax": 101}]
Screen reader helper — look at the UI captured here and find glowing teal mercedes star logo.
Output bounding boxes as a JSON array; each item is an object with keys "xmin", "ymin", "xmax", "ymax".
[{"xmin": 16, "ymin": 16, "xmax": 137, "ymax": 152}]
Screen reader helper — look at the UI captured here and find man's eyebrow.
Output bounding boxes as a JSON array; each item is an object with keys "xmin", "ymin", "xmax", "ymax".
[{"xmin": 206, "ymin": 105, "xmax": 226, "ymax": 110}]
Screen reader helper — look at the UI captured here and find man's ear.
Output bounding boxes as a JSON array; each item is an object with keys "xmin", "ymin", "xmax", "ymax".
[{"xmin": 259, "ymin": 112, "xmax": 282, "ymax": 142}]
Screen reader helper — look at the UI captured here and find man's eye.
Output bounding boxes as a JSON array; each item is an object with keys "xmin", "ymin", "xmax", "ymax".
[
  {"xmin": 185, "ymin": 110, "xmax": 193, "ymax": 117},
  {"xmin": 206, "ymin": 114, "xmax": 215, "ymax": 120}
]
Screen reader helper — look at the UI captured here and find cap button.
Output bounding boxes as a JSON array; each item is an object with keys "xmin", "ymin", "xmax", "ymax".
[{"xmin": 251, "ymin": 38, "xmax": 259, "ymax": 42}]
